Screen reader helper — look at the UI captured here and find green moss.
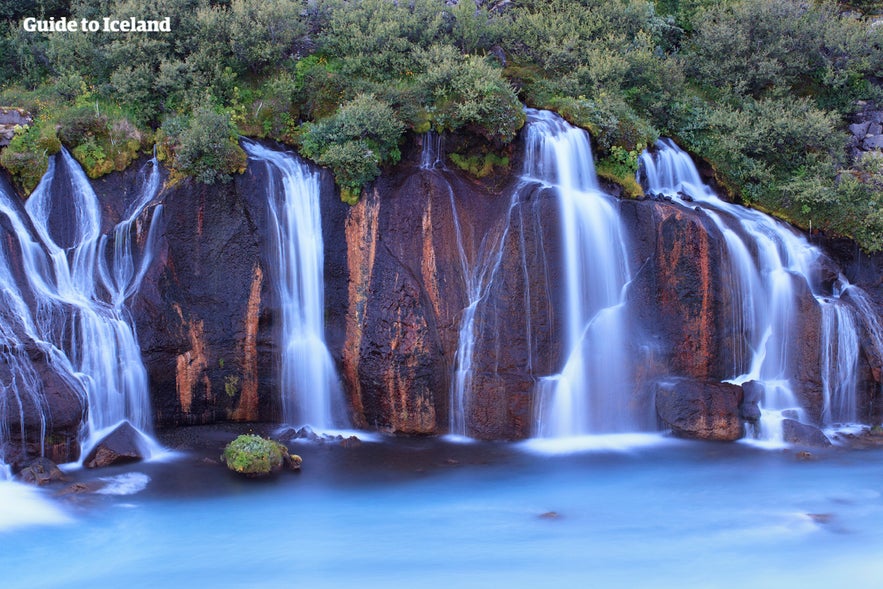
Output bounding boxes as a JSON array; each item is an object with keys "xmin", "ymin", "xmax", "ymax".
[
  {"xmin": 224, "ymin": 375, "xmax": 240, "ymax": 398},
  {"xmin": 449, "ymin": 151, "xmax": 509, "ymax": 179},
  {"xmin": 221, "ymin": 434, "xmax": 286, "ymax": 477},
  {"xmin": 596, "ymin": 162, "xmax": 644, "ymax": 199},
  {"xmin": 0, "ymin": 120, "xmax": 61, "ymax": 194}
]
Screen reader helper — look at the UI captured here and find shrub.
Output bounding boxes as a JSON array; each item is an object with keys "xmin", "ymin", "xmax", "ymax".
[
  {"xmin": 221, "ymin": 434, "xmax": 285, "ymax": 477},
  {"xmin": 413, "ymin": 45, "xmax": 525, "ymax": 143},
  {"xmin": 0, "ymin": 121, "xmax": 61, "ymax": 193},
  {"xmin": 299, "ymin": 93, "xmax": 404, "ymax": 202},
  {"xmin": 161, "ymin": 105, "xmax": 247, "ymax": 185}
]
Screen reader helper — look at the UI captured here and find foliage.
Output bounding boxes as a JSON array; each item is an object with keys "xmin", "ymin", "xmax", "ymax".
[
  {"xmin": 449, "ymin": 150, "xmax": 509, "ymax": 179},
  {"xmin": 159, "ymin": 105, "xmax": 246, "ymax": 185},
  {"xmin": 596, "ymin": 144, "xmax": 647, "ymax": 199},
  {"xmin": 1, "ymin": 0, "xmax": 883, "ymax": 247},
  {"xmin": 221, "ymin": 434, "xmax": 285, "ymax": 477},
  {"xmin": 298, "ymin": 93, "xmax": 404, "ymax": 200},
  {"xmin": 0, "ymin": 121, "xmax": 60, "ymax": 192}
]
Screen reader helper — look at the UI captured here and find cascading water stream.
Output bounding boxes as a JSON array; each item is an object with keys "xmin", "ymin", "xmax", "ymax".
[
  {"xmin": 418, "ymin": 133, "xmax": 510, "ymax": 438},
  {"xmin": 527, "ymin": 110, "xmax": 639, "ymax": 437},
  {"xmin": 639, "ymin": 139, "xmax": 880, "ymax": 436},
  {"xmin": 242, "ymin": 140, "xmax": 347, "ymax": 431},
  {"xmin": 0, "ymin": 150, "xmax": 162, "ymax": 462}
]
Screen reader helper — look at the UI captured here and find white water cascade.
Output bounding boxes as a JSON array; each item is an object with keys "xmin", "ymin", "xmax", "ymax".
[
  {"xmin": 417, "ymin": 133, "xmax": 511, "ymax": 437},
  {"xmin": 242, "ymin": 141, "xmax": 347, "ymax": 431},
  {"xmin": 528, "ymin": 110, "xmax": 638, "ymax": 437},
  {"xmin": 640, "ymin": 139, "xmax": 877, "ymax": 435},
  {"xmin": 0, "ymin": 150, "xmax": 161, "ymax": 461}
]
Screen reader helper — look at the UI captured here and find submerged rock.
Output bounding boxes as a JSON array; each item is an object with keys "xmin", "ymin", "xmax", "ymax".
[
  {"xmin": 654, "ymin": 379, "xmax": 744, "ymax": 441},
  {"xmin": 782, "ymin": 419, "xmax": 832, "ymax": 448},
  {"xmin": 84, "ymin": 422, "xmax": 147, "ymax": 469},
  {"xmin": 19, "ymin": 457, "xmax": 68, "ymax": 486}
]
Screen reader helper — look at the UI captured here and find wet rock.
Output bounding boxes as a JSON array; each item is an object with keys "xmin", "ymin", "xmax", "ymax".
[
  {"xmin": 19, "ymin": 458, "xmax": 68, "ymax": 486},
  {"xmin": 84, "ymin": 422, "xmax": 147, "ymax": 469},
  {"xmin": 56, "ymin": 481, "xmax": 107, "ymax": 496},
  {"xmin": 807, "ymin": 513, "xmax": 833, "ymax": 524},
  {"xmin": 782, "ymin": 419, "xmax": 832, "ymax": 448},
  {"xmin": 623, "ymin": 200, "xmax": 735, "ymax": 383},
  {"xmin": 340, "ymin": 436, "xmax": 362, "ymax": 448},
  {"xmin": 654, "ymin": 378, "xmax": 744, "ymax": 441},
  {"xmin": 282, "ymin": 452, "xmax": 302, "ymax": 471},
  {"xmin": 740, "ymin": 381, "xmax": 763, "ymax": 425}
]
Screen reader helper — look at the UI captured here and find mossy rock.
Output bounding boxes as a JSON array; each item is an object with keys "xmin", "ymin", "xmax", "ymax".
[{"xmin": 221, "ymin": 434, "xmax": 300, "ymax": 477}]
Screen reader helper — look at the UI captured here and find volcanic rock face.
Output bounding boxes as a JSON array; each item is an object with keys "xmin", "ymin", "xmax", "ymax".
[
  {"xmin": 622, "ymin": 200, "xmax": 735, "ymax": 386},
  {"xmin": 4, "ymin": 128, "xmax": 881, "ymax": 452},
  {"xmin": 654, "ymin": 379, "xmax": 745, "ymax": 441}
]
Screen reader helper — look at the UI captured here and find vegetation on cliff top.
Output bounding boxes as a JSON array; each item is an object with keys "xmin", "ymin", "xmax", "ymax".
[{"xmin": 2, "ymin": 0, "xmax": 883, "ymax": 250}]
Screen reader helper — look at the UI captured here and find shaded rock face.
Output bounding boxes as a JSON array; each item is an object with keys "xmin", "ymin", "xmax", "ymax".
[
  {"xmin": 654, "ymin": 379, "xmax": 745, "ymax": 441},
  {"xmin": 0, "ymin": 177, "xmax": 86, "ymax": 467},
  {"xmin": 84, "ymin": 421, "xmax": 146, "ymax": 468},
  {"xmin": 622, "ymin": 200, "xmax": 735, "ymax": 386},
  {"xmin": 782, "ymin": 419, "xmax": 832, "ymax": 448},
  {"xmin": 467, "ymin": 184, "xmax": 564, "ymax": 439},
  {"xmin": 339, "ymin": 162, "xmax": 515, "ymax": 435},
  {"xmin": 132, "ymin": 154, "xmax": 346, "ymax": 428}
]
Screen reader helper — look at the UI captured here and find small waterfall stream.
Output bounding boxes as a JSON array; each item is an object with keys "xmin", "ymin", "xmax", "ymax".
[
  {"xmin": 418, "ymin": 133, "xmax": 510, "ymax": 438},
  {"xmin": 526, "ymin": 110, "xmax": 638, "ymax": 437},
  {"xmin": 0, "ymin": 150, "xmax": 161, "ymax": 462},
  {"xmin": 639, "ymin": 139, "xmax": 880, "ymax": 436},
  {"xmin": 242, "ymin": 141, "xmax": 347, "ymax": 431}
]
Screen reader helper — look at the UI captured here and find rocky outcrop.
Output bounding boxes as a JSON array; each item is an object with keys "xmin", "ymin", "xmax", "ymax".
[
  {"xmin": 623, "ymin": 200, "xmax": 735, "ymax": 386},
  {"xmin": 654, "ymin": 379, "xmax": 745, "ymax": 441},
  {"xmin": 847, "ymin": 102, "xmax": 883, "ymax": 160},
  {"xmin": 0, "ymin": 108, "xmax": 31, "ymax": 147},
  {"xmin": 84, "ymin": 421, "xmax": 146, "ymax": 468},
  {"xmin": 339, "ymin": 156, "xmax": 511, "ymax": 435},
  {"xmin": 782, "ymin": 419, "xmax": 832, "ymax": 448}
]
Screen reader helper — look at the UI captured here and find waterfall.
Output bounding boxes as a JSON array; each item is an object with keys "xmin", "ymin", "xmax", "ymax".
[
  {"xmin": 820, "ymin": 299, "xmax": 858, "ymax": 425},
  {"xmin": 639, "ymin": 139, "xmax": 877, "ymax": 433},
  {"xmin": 418, "ymin": 133, "xmax": 511, "ymax": 438},
  {"xmin": 242, "ymin": 140, "xmax": 347, "ymax": 431},
  {"xmin": 0, "ymin": 150, "xmax": 161, "ymax": 462},
  {"xmin": 527, "ymin": 110, "xmax": 638, "ymax": 437}
]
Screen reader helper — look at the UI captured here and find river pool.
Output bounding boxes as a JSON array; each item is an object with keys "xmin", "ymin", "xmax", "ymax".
[{"xmin": 2, "ymin": 434, "xmax": 882, "ymax": 588}]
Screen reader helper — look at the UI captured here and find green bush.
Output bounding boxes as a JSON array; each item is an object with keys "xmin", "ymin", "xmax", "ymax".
[
  {"xmin": 299, "ymin": 93, "xmax": 405, "ymax": 202},
  {"xmin": 221, "ymin": 434, "xmax": 285, "ymax": 477},
  {"xmin": 160, "ymin": 105, "xmax": 247, "ymax": 185},
  {"xmin": 0, "ymin": 121, "xmax": 61, "ymax": 193},
  {"xmin": 413, "ymin": 45, "xmax": 525, "ymax": 143}
]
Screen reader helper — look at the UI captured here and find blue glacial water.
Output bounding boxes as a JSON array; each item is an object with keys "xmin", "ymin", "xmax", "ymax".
[{"xmin": 2, "ymin": 437, "xmax": 883, "ymax": 588}]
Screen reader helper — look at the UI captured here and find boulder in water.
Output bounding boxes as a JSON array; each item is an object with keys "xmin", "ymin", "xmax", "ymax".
[
  {"xmin": 654, "ymin": 379, "xmax": 744, "ymax": 441},
  {"xmin": 221, "ymin": 434, "xmax": 298, "ymax": 477},
  {"xmin": 740, "ymin": 381, "xmax": 763, "ymax": 425},
  {"xmin": 19, "ymin": 457, "xmax": 68, "ymax": 486},
  {"xmin": 782, "ymin": 419, "xmax": 832, "ymax": 448},
  {"xmin": 84, "ymin": 422, "xmax": 147, "ymax": 469}
]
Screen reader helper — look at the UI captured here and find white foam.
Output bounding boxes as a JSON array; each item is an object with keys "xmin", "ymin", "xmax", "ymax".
[
  {"xmin": 0, "ymin": 481, "xmax": 72, "ymax": 531},
  {"xmin": 95, "ymin": 472, "xmax": 150, "ymax": 496},
  {"xmin": 519, "ymin": 432, "xmax": 678, "ymax": 454}
]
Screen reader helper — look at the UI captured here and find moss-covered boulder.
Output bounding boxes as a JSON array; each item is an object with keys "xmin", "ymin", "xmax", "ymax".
[{"xmin": 221, "ymin": 434, "xmax": 300, "ymax": 477}]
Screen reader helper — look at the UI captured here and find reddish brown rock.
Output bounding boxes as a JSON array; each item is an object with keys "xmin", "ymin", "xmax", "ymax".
[
  {"xmin": 84, "ymin": 421, "xmax": 146, "ymax": 468},
  {"xmin": 654, "ymin": 378, "xmax": 745, "ymax": 441},
  {"xmin": 622, "ymin": 200, "xmax": 735, "ymax": 388}
]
